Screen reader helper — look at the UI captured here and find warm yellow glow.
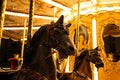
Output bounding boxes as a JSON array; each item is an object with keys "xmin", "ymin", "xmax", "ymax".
[
  {"xmin": 53, "ymin": 7, "xmax": 57, "ymax": 22},
  {"xmin": 61, "ymin": 9, "xmax": 71, "ymax": 17},
  {"xmin": 64, "ymin": 2, "xmax": 120, "ymax": 22},
  {"xmin": 94, "ymin": 65, "xmax": 98, "ymax": 80},
  {"xmin": 99, "ymin": 0, "xmax": 120, "ymax": 4},
  {"xmin": 21, "ymin": 19, "xmax": 26, "ymax": 58},
  {"xmin": 65, "ymin": 56, "xmax": 69, "ymax": 72},
  {"xmin": 3, "ymin": 27, "xmax": 40, "ymax": 30},
  {"xmin": 52, "ymin": 49, "xmax": 57, "ymax": 59},
  {"xmin": 72, "ymin": 1, "xmax": 92, "ymax": 10},
  {"xmin": 98, "ymin": 6, "xmax": 120, "ymax": 11},
  {"xmin": 91, "ymin": 0, "xmax": 97, "ymax": 5},
  {"xmin": 42, "ymin": 0, "xmax": 70, "ymax": 11},
  {"xmin": 92, "ymin": 18, "xmax": 98, "ymax": 80},
  {"xmin": 5, "ymin": 11, "xmax": 58, "ymax": 20},
  {"xmin": 92, "ymin": 18, "xmax": 97, "ymax": 48},
  {"xmin": 21, "ymin": 38, "xmax": 27, "ymax": 41}
]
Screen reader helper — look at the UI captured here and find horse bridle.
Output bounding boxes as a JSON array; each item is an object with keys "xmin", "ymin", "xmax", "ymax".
[
  {"xmin": 50, "ymin": 26, "xmax": 68, "ymax": 49},
  {"xmin": 39, "ymin": 25, "xmax": 67, "ymax": 62}
]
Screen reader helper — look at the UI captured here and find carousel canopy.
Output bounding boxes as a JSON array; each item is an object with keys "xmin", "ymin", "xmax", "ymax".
[{"xmin": 1, "ymin": 0, "xmax": 120, "ymax": 40}]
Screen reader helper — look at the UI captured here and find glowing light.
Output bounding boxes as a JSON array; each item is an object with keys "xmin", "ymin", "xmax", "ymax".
[
  {"xmin": 64, "ymin": 2, "xmax": 120, "ymax": 21},
  {"xmin": 108, "ymin": 6, "xmax": 112, "ymax": 11},
  {"xmin": 5, "ymin": 11, "xmax": 58, "ymax": 20},
  {"xmin": 92, "ymin": 17, "xmax": 98, "ymax": 80},
  {"xmin": 3, "ymin": 27, "xmax": 40, "ymax": 30},
  {"xmin": 92, "ymin": 18, "xmax": 97, "ymax": 48},
  {"xmin": 21, "ymin": 38, "xmax": 27, "ymax": 41},
  {"xmin": 52, "ymin": 49, "xmax": 57, "ymax": 59},
  {"xmin": 91, "ymin": 0, "xmax": 97, "ymax": 5},
  {"xmin": 42, "ymin": 0, "xmax": 70, "ymax": 11},
  {"xmin": 65, "ymin": 56, "xmax": 69, "ymax": 72}
]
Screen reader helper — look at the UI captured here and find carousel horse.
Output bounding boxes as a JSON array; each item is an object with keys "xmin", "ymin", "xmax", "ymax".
[
  {"xmin": 57, "ymin": 47, "xmax": 104, "ymax": 80},
  {"xmin": 0, "ymin": 15, "xmax": 76, "ymax": 80}
]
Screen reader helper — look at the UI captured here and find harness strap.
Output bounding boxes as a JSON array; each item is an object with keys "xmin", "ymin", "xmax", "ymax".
[
  {"xmin": 57, "ymin": 58, "xmax": 68, "ymax": 79},
  {"xmin": 73, "ymin": 71, "xmax": 89, "ymax": 80},
  {"xmin": 76, "ymin": 71, "xmax": 87, "ymax": 78}
]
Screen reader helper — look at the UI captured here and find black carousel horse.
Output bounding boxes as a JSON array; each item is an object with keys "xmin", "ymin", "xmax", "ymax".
[
  {"xmin": 57, "ymin": 47, "xmax": 104, "ymax": 80},
  {"xmin": 0, "ymin": 15, "xmax": 76, "ymax": 80}
]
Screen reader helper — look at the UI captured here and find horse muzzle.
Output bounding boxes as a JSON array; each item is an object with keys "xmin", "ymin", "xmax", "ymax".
[
  {"xmin": 58, "ymin": 46, "xmax": 76, "ymax": 59},
  {"xmin": 95, "ymin": 62, "xmax": 104, "ymax": 68}
]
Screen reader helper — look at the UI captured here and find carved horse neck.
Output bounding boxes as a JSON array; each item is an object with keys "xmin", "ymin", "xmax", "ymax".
[
  {"xmin": 77, "ymin": 52, "xmax": 92, "ymax": 79},
  {"xmin": 30, "ymin": 45, "xmax": 57, "ymax": 80}
]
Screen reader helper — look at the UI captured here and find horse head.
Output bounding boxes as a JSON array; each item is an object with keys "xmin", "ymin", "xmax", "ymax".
[
  {"xmin": 47, "ymin": 15, "xmax": 76, "ymax": 59},
  {"xmin": 88, "ymin": 47, "xmax": 104, "ymax": 69}
]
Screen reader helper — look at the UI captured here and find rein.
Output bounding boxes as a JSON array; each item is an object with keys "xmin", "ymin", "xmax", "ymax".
[
  {"xmin": 39, "ymin": 26, "xmax": 65, "ymax": 62},
  {"xmin": 74, "ymin": 71, "xmax": 88, "ymax": 80},
  {"xmin": 38, "ymin": 44, "xmax": 54, "ymax": 62}
]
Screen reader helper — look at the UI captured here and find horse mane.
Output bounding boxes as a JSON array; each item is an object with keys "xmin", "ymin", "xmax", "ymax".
[
  {"xmin": 29, "ymin": 24, "xmax": 50, "ymax": 47},
  {"xmin": 23, "ymin": 24, "xmax": 51, "ymax": 65},
  {"xmin": 73, "ymin": 49, "xmax": 88, "ymax": 71}
]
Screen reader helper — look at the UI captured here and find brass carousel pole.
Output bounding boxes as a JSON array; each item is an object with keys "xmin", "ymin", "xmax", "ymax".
[
  {"xmin": 91, "ymin": 1, "xmax": 98, "ymax": 80},
  {"xmin": 21, "ymin": 19, "xmax": 27, "ymax": 59},
  {"xmin": 76, "ymin": 0, "xmax": 80, "ymax": 56},
  {"xmin": 18, "ymin": 19, "xmax": 27, "ymax": 70},
  {"xmin": 52, "ymin": 6, "xmax": 57, "ymax": 56},
  {"xmin": 27, "ymin": 0, "xmax": 34, "ymax": 47},
  {"xmin": 0, "ymin": 0, "xmax": 7, "ymax": 47}
]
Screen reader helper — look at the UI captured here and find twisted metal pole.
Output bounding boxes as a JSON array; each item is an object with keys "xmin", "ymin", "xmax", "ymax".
[
  {"xmin": 0, "ymin": 0, "xmax": 7, "ymax": 47},
  {"xmin": 27, "ymin": 0, "xmax": 34, "ymax": 47},
  {"xmin": 76, "ymin": 0, "xmax": 80, "ymax": 56}
]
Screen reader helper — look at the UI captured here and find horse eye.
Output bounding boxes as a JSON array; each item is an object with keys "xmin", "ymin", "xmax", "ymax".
[
  {"xmin": 53, "ymin": 28, "xmax": 57, "ymax": 31},
  {"xmin": 53, "ymin": 28, "xmax": 60, "ymax": 34},
  {"xmin": 64, "ymin": 30, "xmax": 69, "ymax": 35}
]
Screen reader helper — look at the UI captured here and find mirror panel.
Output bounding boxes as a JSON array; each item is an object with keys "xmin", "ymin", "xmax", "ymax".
[{"xmin": 102, "ymin": 24, "xmax": 120, "ymax": 62}]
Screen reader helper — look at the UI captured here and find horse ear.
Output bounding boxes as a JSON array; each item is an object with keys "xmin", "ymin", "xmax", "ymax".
[
  {"xmin": 55, "ymin": 15, "xmax": 64, "ymax": 25},
  {"xmin": 65, "ymin": 23, "xmax": 71, "ymax": 28},
  {"xmin": 95, "ymin": 47, "xmax": 98, "ymax": 50},
  {"xmin": 95, "ymin": 47, "xmax": 101, "ymax": 51}
]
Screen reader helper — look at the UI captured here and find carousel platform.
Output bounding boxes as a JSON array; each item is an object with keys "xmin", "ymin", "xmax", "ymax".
[
  {"xmin": 0, "ymin": 67, "xmax": 19, "ymax": 80},
  {"xmin": 0, "ymin": 67, "xmax": 19, "ymax": 74}
]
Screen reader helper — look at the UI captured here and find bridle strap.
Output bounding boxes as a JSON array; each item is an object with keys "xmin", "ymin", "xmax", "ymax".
[
  {"xmin": 37, "ymin": 26, "xmax": 55, "ymax": 62},
  {"xmin": 38, "ymin": 45, "xmax": 54, "ymax": 62},
  {"xmin": 45, "ymin": 25, "xmax": 62, "ymax": 50},
  {"xmin": 74, "ymin": 71, "xmax": 88, "ymax": 80},
  {"xmin": 57, "ymin": 58, "xmax": 68, "ymax": 79},
  {"xmin": 35, "ymin": 25, "xmax": 63, "ymax": 65}
]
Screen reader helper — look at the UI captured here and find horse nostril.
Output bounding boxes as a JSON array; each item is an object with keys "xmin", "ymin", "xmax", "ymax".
[
  {"xmin": 69, "ymin": 46, "xmax": 75, "ymax": 51},
  {"xmin": 95, "ymin": 62, "xmax": 104, "ymax": 68}
]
